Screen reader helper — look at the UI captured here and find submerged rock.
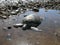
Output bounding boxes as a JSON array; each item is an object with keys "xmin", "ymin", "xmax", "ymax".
[
  {"xmin": 6, "ymin": 33, "xmax": 12, "ymax": 41},
  {"xmin": 10, "ymin": 8, "xmax": 20, "ymax": 15},
  {"xmin": 3, "ymin": 27, "xmax": 8, "ymax": 31},
  {"xmin": 7, "ymin": 26, "xmax": 11, "ymax": 29},
  {"xmin": 32, "ymin": 7, "xmax": 39, "ymax": 12},
  {"xmin": 24, "ymin": 15, "xmax": 27, "ymax": 17}
]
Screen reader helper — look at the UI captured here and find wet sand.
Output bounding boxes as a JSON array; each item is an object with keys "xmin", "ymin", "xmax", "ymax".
[{"xmin": 0, "ymin": 8, "xmax": 60, "ymax": 45}]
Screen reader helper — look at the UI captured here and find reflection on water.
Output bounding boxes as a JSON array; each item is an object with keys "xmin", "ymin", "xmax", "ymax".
[{"xmin": 0, "ymin": 8, "xmax": 60, "ymax": 45}]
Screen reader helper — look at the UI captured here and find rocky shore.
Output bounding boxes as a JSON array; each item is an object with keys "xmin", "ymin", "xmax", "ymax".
[{"xmin": 0, "ymin": 1, "xmax": 60, "ymax": 19}]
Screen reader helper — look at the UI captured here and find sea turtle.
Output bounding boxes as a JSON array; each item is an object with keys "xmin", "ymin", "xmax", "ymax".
[{"xmin": 13, "ymin": 14, "xmax": 43, "ymax": 31}]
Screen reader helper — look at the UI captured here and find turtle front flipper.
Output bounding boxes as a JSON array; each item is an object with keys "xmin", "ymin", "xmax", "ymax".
[
  {"xmin": 22, "ymin": 24, "xmax": 31, "ymax": 30},
  {"xmin": 31, "ymin": 27, "xmax": 43, "ymax": 32},
  {"xmin": 13, "ymin": 23, "xmax": 23, "ymax": 28}
]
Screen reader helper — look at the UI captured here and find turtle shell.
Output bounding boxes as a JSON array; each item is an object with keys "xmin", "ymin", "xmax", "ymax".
[{"xmin": 22, "ymin": 14, "xmax": 42, "ymax": 27}]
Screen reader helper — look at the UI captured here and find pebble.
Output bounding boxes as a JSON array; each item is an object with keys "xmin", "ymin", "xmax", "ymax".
[
  {"xmin": 0, "ymin": 15, "xmax": 7, "ymax": 19},
  {"xmin": 7, "ymin": 26, "xmax": 12, "ymax": 29},
  {"xmin": 6, "ymin": 33, "xmax": 12, "ymax": 41},
  {"xmin": 3, "ymin": 27, "xmax": 8, "ymax": 31},
  {"xmin": 36, "ymin": 41, "xmax": 40, "ymax": 44}
]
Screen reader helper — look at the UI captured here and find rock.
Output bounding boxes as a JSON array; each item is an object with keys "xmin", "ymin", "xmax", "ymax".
[
  {"xmin": 0, "ymin": 15, "xmax": 7, "ymax": 19},
  {"xmin": 3, "ymin": 27, "xmax": 7, "ymax": 31},
  {"xmin": 24, "ymin": 15, "xmax": 27, "ymax": 17},
  {"xmin": 32, "ymin": 7, "xmax": 39, "ymax": 12},
  {"xmin": 6, "ymin": 33, "xmax": 12, "ymax": 40},
  {"xmin": 36, "ymin": 41, "xmax": 40, "ymax": 45},
  {"xmin": 54, "ymin": 29, "xmax": 60, "ymax": 38},
  {"xmin": 10, "ymin": 11, "xmax": 16, "ymax": 15},
  {"xmin": 10, "ymin": 9, "xmax": 19, "ymax": 15},
  {"xmin": 7, "ymin": 26, "xmax": 11, "ymax": 29}
]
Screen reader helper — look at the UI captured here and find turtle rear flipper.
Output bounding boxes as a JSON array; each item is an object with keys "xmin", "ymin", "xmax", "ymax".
[{"xmin": 31, "ymin": 27, "xmax": 42, "ymax": 32}]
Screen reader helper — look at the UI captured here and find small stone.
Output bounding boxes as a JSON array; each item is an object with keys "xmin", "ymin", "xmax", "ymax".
[
  {"xmin": 3, "ymin": 27, "xmax": 7, "ymax": 31},
  {"xmin": 0, "ymin": 15, "xmax": 7, "ymax": 19},
  {"xmin": 7, "ymin": 26, "xmax": 11, "ymax": 29},
  {"xmin": 2, "ymin": 16, "xmax": 7, "ymax": 19},
  {"xmin": 32, "ymin": 7, "xmax": 39, "ymax": 12},
  {"xmin": 36, "ymin": 41, "xmax": 40, "ymax": 44},
  {"xmin": 54, "ymin": 32, "xmax": 57, "ymax": 36},
  {"xmin": 24, "ymin": 15, "xmax": 27, "ymax": 17},
  {"xmin": 6, "ymin": 33, "xmax": 12, "ymax": 41}
]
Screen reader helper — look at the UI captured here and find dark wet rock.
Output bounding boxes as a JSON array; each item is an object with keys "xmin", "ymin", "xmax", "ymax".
[
  {"xmin": 0, "ymin": 1, "xmax": 59, "ymax": 20},
  {"xmin": 10, "ymin": 10, "xmax": 18, "ymax": 15},
  {"xmin": 13, "ymin": 26, "xmax": 19, "ymax": 28},
  {"xmin": 0, "ymin": 15, "xmax": 7, "ymax": 19},
  {"xmin": 0, "ymin": 11, "xmax": 9, "ymax": 15},
  {"xmin": 21, "ymin": 11, "xmax": 25, "ymax": 13},
  {"xmin": 44, "ymin": 2, "xmax": 60, "ymax": 10},
  {"xmin": 23, "ymin": 8, "xmax": 27, "ymax": 11},
  {"xmin": 55, "ymin": 31, "xmax": 60, "ymax": 42},
  {"xmin": 7, "ymin": 26, "xmax": 11, "ymax": 29},
  {"xmin": 56, "ymin": 33, "xmax": 60, "ymax": 37},
  {"xmin": 54, "ymin": 29, "xmax": 60, "ymax": 38},
  {"xmin": 12, "ymin": 6, "xmax": 18, "ymax": 10},
  {"xmin": 10, "ymin": 8, "xmax": 20, "ymax": 15},
  {"xmin": 45, "ymin": 9, "xmax": 48, "ymax": 12},
  {"xmin": 34, "ymin": 3, "xmax": 40, "ymax": 8},
  {"xmin": 20, "ymin": 5, "xmax": 26, "ymax": 8},
  {"xmin": 32, "ymin": 7, "xmax": 39, "ymax": 12},
  {"xmin": 3, "ymin": 27, "xmax": 7, "ymax": 31},
  {"xmin": 28, "ymin": 6, "xmax": 33, "ymax": 9},
  {"xmin": 24, "ymin": 15, "xmax": 27, "ymax": 17}
]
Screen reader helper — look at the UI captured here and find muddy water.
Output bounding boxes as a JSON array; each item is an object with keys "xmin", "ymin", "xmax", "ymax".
[{"xmin": 0, "ymin": 8, "xmax": 60, "ymax": 45}]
